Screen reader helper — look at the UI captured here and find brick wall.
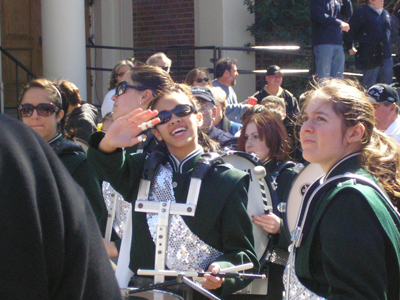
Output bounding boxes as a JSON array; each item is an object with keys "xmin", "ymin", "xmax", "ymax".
[{"xmin": 132, "ymin": 0, "xmax": 195, "ymax": 82}]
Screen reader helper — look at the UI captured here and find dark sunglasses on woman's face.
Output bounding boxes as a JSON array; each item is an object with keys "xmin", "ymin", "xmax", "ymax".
[
  {"xmin": 157, "ymin": 104, "xmax": 197, "ymax": 125},
  {"xmin": 115, "ymin": 81, "xmax": 148, "ymax": 96},
  {"xmin": 194, "ymin": 78, "xmax": 209, "ymax": 83},
  {"xmin": 19, "ymin": 103, "xmax": 59, "ymax": 117}
]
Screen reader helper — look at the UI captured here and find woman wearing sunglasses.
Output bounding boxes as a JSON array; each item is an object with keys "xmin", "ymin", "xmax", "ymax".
[
  {"xmin": 87, "ymin": 84, "xmax": 259, "ymax": 299},
  {"xmin": 101, "ymin": 59, "xmax": 135, "ymax": 118},
  {"xmin": 19, "ymin": 79, "xmax": 109, "ymax": 239},
  {"xmin": 111, "ymin": 64, "xmax": 174, "ymax": 155},
  {"xmin": 185, "ymin": 67, "xmax": 212, "ymax": 87},
  {"xmin": 285, "ymin": 79, "xmax": 400, "ymax": 299}
]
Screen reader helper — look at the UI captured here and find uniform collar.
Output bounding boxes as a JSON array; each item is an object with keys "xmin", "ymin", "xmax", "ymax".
[
  {"xmin": 168, "ymin": 146, "xmax": 204, "ymax": 174},
  {"xmin": 48, "ymin": 133, "xmax": 63, "ymax": 145},
  {"xmin": 323, "ymin": 152, "xmax": 362, "ymax": 181}
]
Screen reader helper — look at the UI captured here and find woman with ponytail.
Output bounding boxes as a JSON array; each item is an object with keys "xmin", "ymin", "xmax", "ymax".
[
  {"xmin": 285, "ymin": 78, "xmax": 400, "ymax": 299},
  {"xmin": 19, "ymin": 79, "xmax": 107, "ymax": 237},
  {"xmin": 87, "ymin": 84, "xmax": 259, "ymax": 299}
]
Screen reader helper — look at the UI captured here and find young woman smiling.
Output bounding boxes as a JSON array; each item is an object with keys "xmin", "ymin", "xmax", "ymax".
[{"xmin": 87, "ymin": 84, "xmax": 259, "ymax": 299}]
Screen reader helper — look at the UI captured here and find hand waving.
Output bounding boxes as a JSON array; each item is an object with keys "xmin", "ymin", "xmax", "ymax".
[{"xmin": 99, "ymin": 108, "xmax": 160, "ymax": 153}]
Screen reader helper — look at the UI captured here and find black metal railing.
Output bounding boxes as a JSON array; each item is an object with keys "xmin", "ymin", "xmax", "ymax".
[
  {"xmin": 0, "ymin": 46, "xmax": 38, "ymax": 115},
  {"xmin": 86, "ymin": 44, "xmax": 362, "ymax": 84}
]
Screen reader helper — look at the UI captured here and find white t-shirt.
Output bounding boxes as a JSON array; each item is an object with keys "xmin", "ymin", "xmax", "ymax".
[
  {"xmin": 385, "ymin": 115, "xmax": 400, "ymax": 145},
  {"xmin": 101, "ymin": 89, "xmax": 116, "ymax": 118}
]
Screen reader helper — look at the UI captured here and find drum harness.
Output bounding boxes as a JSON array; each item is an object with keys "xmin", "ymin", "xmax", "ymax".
[
  {"xmin": 284, "ymin": 172, "xmax": 400, "ymax": 300},
  {"xmin": 133, "ymin": 148, "xmax": 225, "ymax": 284}
]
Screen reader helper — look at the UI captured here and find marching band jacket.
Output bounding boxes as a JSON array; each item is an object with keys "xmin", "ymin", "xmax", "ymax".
[
  {"xmin": 295, "ymin": 154, "xmax": 400, "ymax": 299},
  {"xmin": 87, "ymin": 131, "xmax": 260, "ymax": 297},
  {"xmin": 48, "ymin": 134, "xmax": 109, "ymax": 237}
]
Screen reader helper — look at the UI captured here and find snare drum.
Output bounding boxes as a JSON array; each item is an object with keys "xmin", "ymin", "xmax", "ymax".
[
  {"xmin": 222, "ymin": 151, "xmax": 278, "ymax": 261},
  {"xmin": 121, "ymin": 289, "xmax": 183, "ymax": 300},
  {"xmin": 280, "ymin": 163, "xmax": 324, "ymax": 241}
]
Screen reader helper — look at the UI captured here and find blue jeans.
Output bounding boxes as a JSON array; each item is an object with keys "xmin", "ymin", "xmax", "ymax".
[
  {"xmin": 362, "ymin": 57, "xmax": 394, "ymax": 89},
  {"xmin": 314, "ymin": 44, "xmax": 345, "ymax": 79}
]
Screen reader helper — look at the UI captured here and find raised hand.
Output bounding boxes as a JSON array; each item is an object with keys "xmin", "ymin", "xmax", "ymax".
[{"xmin": 99, "ymin": 108, "xmax": 160, "ymax": 153}]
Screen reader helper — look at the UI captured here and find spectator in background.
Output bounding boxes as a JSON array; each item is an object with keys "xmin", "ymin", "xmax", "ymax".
[
  {"xmin": 146, "ymin": 52, "xmax": 172, "ymax": 73},
  {"xmin": 191, "ymin": 86, "xmax": 238, "ymax": 150},
  {"xmin": 391, "ymin": 0, "xmax": 400, "ymax": 51},
  {"xmin": 310, "ymin": 0, "xmax": 352, "ymax": 79},
  {"xmin": 101, "ymin": 60, "xmax": 134, "ymax": 118},
  {"xmin": 211, "ymin": 86, "xmax": 242, "ymax": 136},
  {"xmin": 212, "ymin": 57, "xmax": 250, "ymax": 123},
  {"xmin": 260, "ymin": 95, "xmax": 287, "ymax": 120},
  {"xmin": 185, "ymin": 67, "xmax": 211, "ymax": 87},
  {"xmin": 367, "ymin": 83, "xmax": 400, "ymax": 144},
  {"xmin": 252, "ymin": 65, "xmax": 299, "ymax": 121},
  {"xmin": 56, "ymin": 79, "xmax": 98, "ymax": 143},
  {"xmin": 344, "ymin": 0, "xmax": 392, "ymax": 88}
]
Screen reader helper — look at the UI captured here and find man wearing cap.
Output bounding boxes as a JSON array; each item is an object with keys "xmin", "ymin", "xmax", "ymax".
[
  {"xmin": 212, "ymin": 58, "xmax": 250, "ymax": 124},
  {"xmin": 191, "ymin": 86, "xmax": 238, "ymax": 149},
  {"xmin": 368, "ymin": 83, "xmax": 400, "ymax": 144},
  {"xmin": 252, "ymin": 65, "xmax": 299, "ymax": 120}
]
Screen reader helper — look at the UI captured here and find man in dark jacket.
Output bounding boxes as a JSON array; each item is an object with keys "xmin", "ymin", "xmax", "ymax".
[
  {"xmin": 192, "ymin": 86, "xmax": 238, "ymax": 149},
  {"xmin": 344, "ymin": 0, "xmax": 392, "ymax": 88},
  {"xmin": 310, "ymin": 0, "xmax": 353, "ymax": 79}
]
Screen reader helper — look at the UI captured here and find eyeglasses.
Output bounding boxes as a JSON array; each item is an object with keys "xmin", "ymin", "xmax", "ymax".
[
  {"xmin": 194, "ymin": 78, "xmax": 209, "ymax": 83},
  {"xmin": 157, "ymin": 104, "xmax": 197, "ymax": 125},
  {"xmin": 19, "ymin": 103, "xmax": 59, "ymax": 117},
  {"xmin": 115, "ymin": 81, "xmax": 148, "ymax": 96}
]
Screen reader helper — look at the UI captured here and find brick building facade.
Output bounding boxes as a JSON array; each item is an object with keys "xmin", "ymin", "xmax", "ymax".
[{"xmin": 132, "ymin": 0, "xmax": 195, "ymax": 82}]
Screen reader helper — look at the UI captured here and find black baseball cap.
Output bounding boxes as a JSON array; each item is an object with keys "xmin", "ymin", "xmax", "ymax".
[
  {"xmin": 266, "ymin": 65, "xmax": 283, "ymax": 76},
  {"xmin": 367, "ymin": 83, "xmax": 399, "ymax": 104},
  {"xmin": 191, "ymin": 86, "xmax": 216, "ymax": 106}
]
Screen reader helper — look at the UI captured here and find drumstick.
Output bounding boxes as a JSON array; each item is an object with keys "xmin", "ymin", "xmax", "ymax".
[
  {"xmin": 137, "ymin": 262, "xmax": 254, "ymax": 277},
  {"xmin": 253, "ymin": 166, "xmax": 270, "ymax": 214}
]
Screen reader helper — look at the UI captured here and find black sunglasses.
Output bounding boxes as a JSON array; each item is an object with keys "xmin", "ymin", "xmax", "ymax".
[
  {"xmin": 115, "ymin": 81, "xmax": 148, "ymax": 96},
  {"xmin": 158, "ymin": 104, "xmax": 197, "ymax": 125},
  {"xmin": 19, "ymin": 103, "xmax": 59, "ymax": 117},
  {"xmin": 194, "ymin": 78, "xmax": 209, "ymax": 83}
]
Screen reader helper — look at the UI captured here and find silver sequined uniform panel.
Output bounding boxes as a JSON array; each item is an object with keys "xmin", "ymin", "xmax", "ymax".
[
  {"xmin": 103, "ymin": 181, "xmax": 130, "ymax": 239},
  {"xmin": 146, "ymin": 163, "xmax": 223, "ymax": 271},
  {"xmin": 283, "ymin": 245, "xmax": 325, "ymax": 300}
]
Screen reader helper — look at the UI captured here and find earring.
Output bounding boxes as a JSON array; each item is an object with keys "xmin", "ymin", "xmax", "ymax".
[{"xmin": 139, "ymin": 101, "xmax": 142, "ymax": 105}]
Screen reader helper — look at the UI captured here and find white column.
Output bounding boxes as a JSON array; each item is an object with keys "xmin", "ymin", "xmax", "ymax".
[
  {"xmin": 41, "ymin": 0, "xmax": 87, "ymax": 100},
  {"xmin": 194, "ymin": 0, "xmax": 255, "ymax": 102},
  {"xmin": 92, "ymin": 0, "xmax": 133, "ymax": 104}
]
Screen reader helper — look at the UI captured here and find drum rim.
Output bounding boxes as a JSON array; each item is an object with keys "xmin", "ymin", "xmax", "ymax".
[
  {"xmin": 222, "ymin": 150, "xmax": 262, "ymax": 166},
  {"xmin": 124, "ymin": 288, "xmax": 184, "ymax": 300},
  {"xmin": 281, "ymin": 162, "xmax": 324, "ymax": 241},
  {"xmin": 221, "ymin": 151, "xmax": 281, "ymax": 264}
]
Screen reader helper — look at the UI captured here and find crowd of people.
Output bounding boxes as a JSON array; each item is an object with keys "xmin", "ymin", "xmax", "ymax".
[{"xmin": 4, "ymin": 1, "xmax": 400, "ymax": 297}]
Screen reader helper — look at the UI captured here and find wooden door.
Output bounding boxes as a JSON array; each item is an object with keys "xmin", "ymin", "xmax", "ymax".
[{"xmin": 1, "ymin": 0, "xmax": 42, "ymax": 111}]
